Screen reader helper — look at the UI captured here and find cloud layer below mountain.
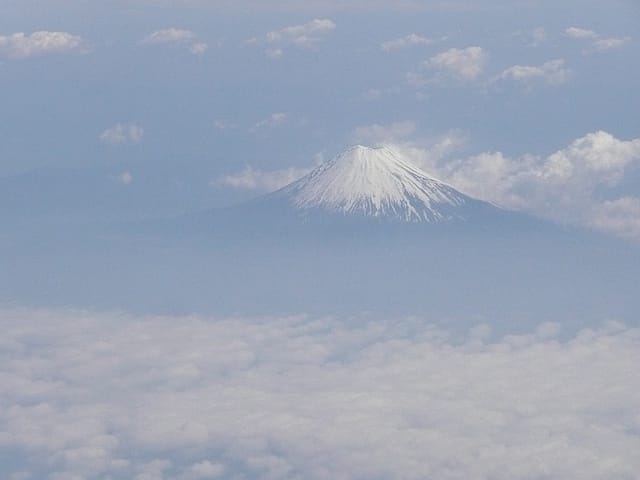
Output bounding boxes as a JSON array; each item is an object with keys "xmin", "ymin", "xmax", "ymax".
[{"xmin": 1, "ymin": 307, "xmax": 639, "ymax": 479}]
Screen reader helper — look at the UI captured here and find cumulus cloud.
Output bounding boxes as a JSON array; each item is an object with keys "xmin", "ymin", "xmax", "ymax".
[
  {"xmin": 0, "ymin": 307, "xmax": 639, "ymax": 479},
  {"xmin": 428, "ymin": 46, "xmax": 487, "ymax": 80},
  {"xmin": 408, "ymin": 46, "xmax": 487, "ymax": 86},
  {"xmin": 217, "ymin": 165, "xmax": 313, "ymax": 191},
  {"xmin": 250, "ymin": 18, "xmax": 335, "ymax": 57},
  {"xmin": 142, "ymin": 28, "xmax": 196, "ymax": 45},
  {"xmin": 565, "ymin": 26, "xmax": 630, "ymax": 52},
  {"xmin": 99, "ymin": 123, "xmax": 144, "ymax": 146},
  {"xmin": 393, "ymin": 130, "xmax": 640, "ymax": 239},
  {"xmin": 0, "ymin": 31, "xmax": 85, "ymax": 58},
  {"xmin": 381, "ymin": 33, "xmax": 434, "ymax": 52},
  {"xmin": 497, "ymin": 58, "xmax": 570, "ymax": 86}
]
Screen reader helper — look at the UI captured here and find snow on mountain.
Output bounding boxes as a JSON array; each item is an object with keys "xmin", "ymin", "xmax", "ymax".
[{"xmin": 264, "ymin": 145, "xmax": 500, "ymax": 223}]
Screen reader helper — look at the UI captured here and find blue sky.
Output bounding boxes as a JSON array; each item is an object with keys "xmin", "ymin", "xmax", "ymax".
[{"xmin": 1, "ymin": 0, "xmax": 639, "ymax": 237}]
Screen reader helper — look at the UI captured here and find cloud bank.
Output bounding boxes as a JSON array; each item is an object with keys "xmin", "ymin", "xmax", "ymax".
[
  {"xmin": 0, "ymin": 307, "xmax": 639, "ymax": 479},
  {"xmin": 389, "ymin": 130, "xmax": 640, "ymax": 240}
]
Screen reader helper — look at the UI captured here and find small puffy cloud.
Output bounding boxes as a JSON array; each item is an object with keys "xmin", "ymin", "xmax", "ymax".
[
  {"xmin": 497, "ymin": 58, "xmax": 570, "ymax": 86},
  {"xmin": 565, "ymin": 27, "xmax": 598, "ymax": 40},
  {"xmin": 99, "ymin": 123, "xmax": 144, "ymax": 146},
  {"xmin": 266, "ymin": 18, "xmax": 335, "ymax": 47},
  {"xmin": 189, "ymin": 42, "xmax": 208, "ymax": 55},
  {"xmin": 351, "ymin": 120, "xmax": 417, "ymax": 145},
  {"xmin": 381, "ymin": 33, "xmax": 433, "ymax": 52},
  {"xmin": 142, "ymin": 28, "xmax": 195, "ymax": 45},
  {"xmin": 0, "ymin": 31, "xmax": 85, "ymax": 58},
  {"xmin": 565, "ymin": 26, "xmax": 630, "ymax": 52},
  {"xmin": 217, "ymin": 165, "xmax": 312, "ymax": 191},
  {"xmin": 428, "ymin": 46, "xmax": 487, "ymax": 81},
  {"xmin": 1, "ymin": 307, "xmax": 639, "ymax": 479}
]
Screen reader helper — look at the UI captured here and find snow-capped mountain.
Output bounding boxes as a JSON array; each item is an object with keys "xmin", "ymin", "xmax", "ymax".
[{"xmin": 259, "ymin": 145, "xmax": 502, "ymax": 223}]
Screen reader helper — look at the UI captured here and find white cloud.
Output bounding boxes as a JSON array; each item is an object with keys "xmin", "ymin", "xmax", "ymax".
[
  {"xmin": 592, "ymin": 36, "xmax": 630, "ymax": 51},
  {"xmin": 589, "ymin": 197, "xmax": 640, "ymax": 240},
  {"xmin": 381, "ymin": 33, "xmax": 434, "ymax": 52},
  {"xmin": 266, "ymin": 18, "xmax": 336, "ymax": 47},
  {"xmin": 428, "ymin": 46, "xmax": 487, "ymax": 81},
  {"xmin": 565, "ymin": 26, "xmax": 630, "ymax": 52},
  {"xmin": 1, "ymin": 307, "xmax": 639, "ymax": 479},
  {"xmin": 0, "ymin": 31, "xmax": 85, "ymax": 58},
  {"xmin": 251, "ymin": 18, "xmax": 335, "ymax": 57},
  {"xmin": 565, "ymin": 27, "xmax": 598, "ymax": 40},
  {"xmin": 393, "ymin": 130, "xmax": 640, "ymax": 239},
  {"xmin": 99, "ymin": 123, "xmax": 144, "ymax": 146},
  {"xmin": 217, "ymin": 165, "xmax": 312, "ymax": 191},
  {"xmin": 497, "ymin": 58, "xmax": 570, "ymax": 86},
  {"xmin": 351, "ymin": 121, "xmax": 417, "ymax": 145},
  {"xmin": 189, "ymin": 42, "xmax": 208, "ymax": 55},
  {"xmin": 409, "ymin": 46, "xmax": 487, "ymax": 85},
  {"xmin": 142, "ymin": 28, "xmax": 196, "ymax": 45}
]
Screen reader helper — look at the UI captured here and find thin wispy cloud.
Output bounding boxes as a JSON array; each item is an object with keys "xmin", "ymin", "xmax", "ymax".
[
  {"xmin": 217, "ymin": 165, "xmax": 313, "ymax": 191},
  {"xmin": 99, "ymin": 123, "xmax": 144, "ymax": 146},
  {"xmin": 565, "ymin": 26, "xmax": 630, "ymax": 52},
  {"xmin": 0, "ymin": 31, "xmax": 85, "ymax": 58},
  {"xmin": 142, "ymin": 28, "xmax": 196, "ymax": 45},
  {"xmin": 250, "ymin": 112, "xmax": 289, "ymax": 132},
  {"xmin": 142, "ymin": 28, "xmax": 209, "ymax": 55},
  {"xmin": 249, "ymin": 18, "xmax": 336, "ymax": 58},
  {"xmin": 1, "ymin": 307, "xmax": 638, "ymax": 479},
  {"xmin": 381, "ymin": 33, "xmax": 434, "ymax": 52}
]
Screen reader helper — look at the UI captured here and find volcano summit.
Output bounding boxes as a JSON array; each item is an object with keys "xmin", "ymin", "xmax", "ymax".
[{"xmin": 245, "ymin": 145, "xmax": 505, "ymax": 225}]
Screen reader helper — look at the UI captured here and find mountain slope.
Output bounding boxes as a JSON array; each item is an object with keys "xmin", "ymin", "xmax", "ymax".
[{"xmin": 258, "ymin": 145, "xmax": 502, "ymax": 223}]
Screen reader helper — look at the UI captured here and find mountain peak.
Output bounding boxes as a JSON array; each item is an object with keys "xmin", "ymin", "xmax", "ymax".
[{"xmin": 264, "ymin": 145, "xmax": 497, "ymax": 223}]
